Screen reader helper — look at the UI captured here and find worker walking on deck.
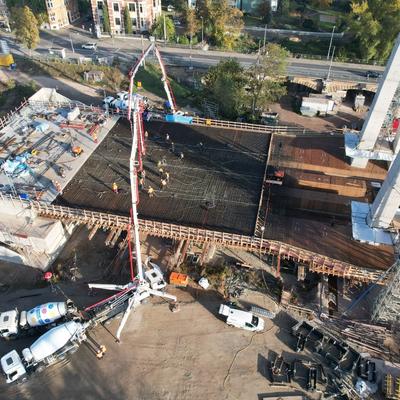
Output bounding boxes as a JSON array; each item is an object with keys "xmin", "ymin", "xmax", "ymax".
[
  {"xmin": 139, "ymin": 177, "xmax": 144, "ymax": 190},
  {"xmin": 147, "ymin": 186, "xmax": 154, "ymax": 197},
  {"xmin": 164, "ymin": 171, "xmax": 170, "ymax": 183},
  {"xmin": 179, "ymin": 152, "xmax": 184, "ymax": 161},
  {"xmin": 112, "ymin": 182, "xmax": 118, "ymax": 194},
  {"xmin": 166, "ymin": 133, "xmax": 170, "ymax": 142},
  {"xmin": 53, "ymin": 180, "xmax": 62, "ymax": 195},
  {"xmin": 160, "ymin": 178, "xmax": 167, "ymax": 190}
]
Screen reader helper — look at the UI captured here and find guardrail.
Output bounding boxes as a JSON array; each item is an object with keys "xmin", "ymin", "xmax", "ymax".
[{"xmin": 0, "ymin": 193, "xmax": 384, "ymax": 283}]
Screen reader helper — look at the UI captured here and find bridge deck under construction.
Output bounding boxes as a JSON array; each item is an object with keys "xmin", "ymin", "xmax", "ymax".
[
  {"xmin": 262, "ymin": 134, "xmax": 393, "ymax": 271},
  {"xmin": 59, "ymin": 119, "xmax": 269, "ymax": 235},
  {"xmin": 58, "ymin": 119, "xmax": 394, "ymax": 273}
]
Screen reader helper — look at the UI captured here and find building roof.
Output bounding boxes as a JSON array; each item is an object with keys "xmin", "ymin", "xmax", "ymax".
[{"xmin": 59, "ymin": 120, "xmax": 270, "ymax": 235}]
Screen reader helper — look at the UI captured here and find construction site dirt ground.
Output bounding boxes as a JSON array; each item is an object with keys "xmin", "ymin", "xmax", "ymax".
[
  {"xmin": 269, "ymin": 96, "xmax": 365, "ymax": 132},
  {"xmin": 0, "ymin": 228, "xmax": 321, "ymax": 400},
  {"xmin": 0, "ymin": 289, "xmax": 319, "ymax": 400}
]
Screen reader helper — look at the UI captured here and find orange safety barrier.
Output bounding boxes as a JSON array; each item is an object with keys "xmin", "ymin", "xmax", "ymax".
[{"xmin": 169, "ymin": 272, "xmax": 189, "ymax": 287}]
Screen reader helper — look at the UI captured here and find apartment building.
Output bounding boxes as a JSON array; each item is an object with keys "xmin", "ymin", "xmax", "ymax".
[
  {"xmin": 0, "ymin": 0, "xmax": 79, "ymax": 31},
  {"xmin": 189, "ymin": 0, "xmax": 278, "ymax": 13},
  {"xmin": 45, "ymin": 0, "xmax": 80, "ymax": 30},
  {"xmin": 0, "ymin": 0, "xmax": 10, "ymax": 30},
  {"xmin": 91, "ymin": 0, "xmax": 161, "ymax": 34}
]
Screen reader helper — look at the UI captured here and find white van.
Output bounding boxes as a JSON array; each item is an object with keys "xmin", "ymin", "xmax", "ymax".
[{"xmin": 219, "ymin": 304, "xmax": 265, "ymax": 332}]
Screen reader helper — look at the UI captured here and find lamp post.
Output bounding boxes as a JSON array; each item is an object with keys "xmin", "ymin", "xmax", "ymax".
[
  {"xmin": 189, "ymin": 34, "xmax": 193, "ymax": 70},
  {"xmin": 326, "ymin": 25, "xmax": 335, "ymax": 60},
  {"xmin": 326, "ymin": 45, "xmax": 336, "ymax": 81},
  {"xmin": 263, "ymin": 24, "xmax": 267, "ymax": 53},
  {"xmin": 69, "ymin": 34, "xmax": 75, "ymax": 53},
  {"xmin": 200, "ymin": 16, "xmax": 204, "ymax": 44}
]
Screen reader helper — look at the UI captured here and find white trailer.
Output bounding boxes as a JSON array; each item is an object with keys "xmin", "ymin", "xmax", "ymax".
[
  {"xmin": 0, "ymin": 300, "xmax": 76, "ymax": 339},
  {"xmin": 219, "ymin": 304, "xmax": 265, "ymax": 332},
  {"xmin": 1, "ymin": 320, "xmax": 89, "ymax": 383}
]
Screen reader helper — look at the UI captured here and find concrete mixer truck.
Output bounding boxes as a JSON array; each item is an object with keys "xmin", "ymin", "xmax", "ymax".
[
  {"xmin": 1, "ymin": 320, "xmax": 90, "ymax": 383},
  {"xmin": 0, "ymin": 300, "xmax": 77, "ymax": 339}
]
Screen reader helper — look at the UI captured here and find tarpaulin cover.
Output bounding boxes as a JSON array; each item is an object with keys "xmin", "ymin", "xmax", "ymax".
[{"xmin": 34, "ymin": 122, "xmax": 49, "ymax": 132}]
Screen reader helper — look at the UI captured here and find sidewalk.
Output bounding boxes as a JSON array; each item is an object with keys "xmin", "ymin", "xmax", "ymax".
[{"xmin": 5, "ymin": 70, "xmax": 102, "ymax": 104}]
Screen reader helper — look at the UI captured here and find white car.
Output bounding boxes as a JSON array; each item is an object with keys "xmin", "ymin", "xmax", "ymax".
[
  {"xmin": 167, "ymin": 4, "xmax": 175, "ymax": 11},
  {"xmin": 81, "ymin": 43, "xmax": 97, "ymax": 50}
]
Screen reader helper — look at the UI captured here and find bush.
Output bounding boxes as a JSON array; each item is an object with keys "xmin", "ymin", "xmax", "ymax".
[{"xmin": 302, "ymin": 18, "xmax": 315, "ymax": 30}]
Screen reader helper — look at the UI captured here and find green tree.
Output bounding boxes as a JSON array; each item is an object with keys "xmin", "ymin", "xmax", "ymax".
[
  {"xmin": 348, "ymin": 0, "xmax": 400, "ymax": 61},
  {"xmin": 245, "ymin": 43, "xmax": 289, "ymax": 118},
  {"xmin": 278, "ymin": 0, "xmax": 290, "ymax": 16},
  {"xmin": 6, "ymin": 0, "xmax": 46, "ymax": 23},
  {"xmin": 199, "ymin": 0, "xmax": 243, "ymax": 49},
  {"xmin": 184, "ymin": 6, "xmax": 199, "ymax": 38},
  {"xmin": 311, "ymin": 0, "xmax": 332, "ymax": 8},
  {"xmin": 78, "ymin": 0, "xmax": 90, "ymax": 15},
  {"xmin": 102, "ymin": 0, "xmax": 111, "ymax": 34},
  {"xmin": 203, "ymin": 59, "xmax": 247, "ymax": 119},
  {"xmin": 124, "ymin": 5, "xmax": 133, "ymax": 34},
  {"xmin": 258, "ymin": 1, "xmax": 272, "ymax": 24},
  {"xmin": 151, "ymin": 14, "xmax": 175, "ymax": 40},
  {"xmin": 10, "ymin": 6, "xmax": 39, "ymax": 50}
]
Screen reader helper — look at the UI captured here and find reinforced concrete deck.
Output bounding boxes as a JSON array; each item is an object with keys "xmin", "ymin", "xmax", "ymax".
[
  {"xmin": 269, "ymin": 134, "xmax": 388, "ymax": 180},
  {"xmin": 59, "ymin": 120, "xmax": 270, "ymax": 235},
  {"xmin": 264, "ymin": 134, "xmax": 394, "ymax": 271}
]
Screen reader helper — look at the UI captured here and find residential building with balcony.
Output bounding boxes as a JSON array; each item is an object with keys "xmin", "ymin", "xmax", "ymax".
[{"xmin": 91, "ymin": 0, "xmax": 161, "ymax": 34}]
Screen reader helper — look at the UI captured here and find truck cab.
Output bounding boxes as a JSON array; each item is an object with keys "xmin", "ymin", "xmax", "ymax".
[
  {"xmin": 1, "ymin": 350, "xmax": 26, "ymax": 383},
  {"xmin": 0, "ymin": 310, "xmax": 19, "ymax": 338},
  {"xmin": 145, "ymin": 262, "xmax": 167, "ymax": 290},
  {"xmin": 219, "ymin": 304, "xmax": 265, "ymax": 332}
]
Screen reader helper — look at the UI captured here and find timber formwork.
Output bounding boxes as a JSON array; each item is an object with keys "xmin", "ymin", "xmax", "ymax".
[{"xmin": 1, "ymin": 194, "xmax": 385, "ymax": 283}]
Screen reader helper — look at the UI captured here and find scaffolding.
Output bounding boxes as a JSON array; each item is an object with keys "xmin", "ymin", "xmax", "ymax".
[{"xmin": 372, "ymin": 259, "xmax": 400, "ymax": 323}]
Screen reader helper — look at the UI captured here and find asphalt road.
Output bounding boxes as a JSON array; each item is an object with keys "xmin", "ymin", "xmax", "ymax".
[{"xmin": 4, "ymin": 28, "xmax": 385, "ymax": 83}]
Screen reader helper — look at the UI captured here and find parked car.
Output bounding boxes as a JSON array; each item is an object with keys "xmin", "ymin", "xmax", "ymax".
[
  {"xmin": 167, "ymin": 4, "xmax": 175, "ymax": 11},
  {"xmin": 366, "ymin": 70, "xmax": 381, "ymax": 79},
  {"xmin": 82, "ymin": 43, "xmax": 97, "ymax": 50}
]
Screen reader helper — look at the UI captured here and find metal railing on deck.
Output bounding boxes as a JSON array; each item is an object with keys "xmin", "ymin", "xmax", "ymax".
[{"xmin": 0, "ymin": 193, "xmax": 384, "ymax": 283}]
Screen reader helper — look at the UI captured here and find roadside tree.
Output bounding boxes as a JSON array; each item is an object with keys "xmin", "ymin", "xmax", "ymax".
[
  {"xmin": 10, "ymin": 6, "xmax": 39, "ymax": 50},
  {"xmin": 102, "ymin": 0, "xmax": 111, "ymax": 33},
  {"xmin": 151, "ymin": 14, "xmax": 176, "ymax": 41},
  {"xmin": 202, "ymin": 59, "xmax": 247, "ymax": 119},
  {"xmin": 348, "ymin": 0, "xmax": 400, "ymax": 61},
  {"xmin": 184, "ymin": 6, "xmax": 199, "ymax": 38},
  {"xmin": 124, "ymin": 5, "xmax": 133, "ymax": 34},
  {"xmin": 311, "ymin": 0, "xmax": 332, "ymax": 8},
  {"xmin": 6, "ymin": 0, "xmax": 47, "ymax": 25},
  {"xmin": 258, "ymin": 1, "xmax": 272, "ymax": 24},
  {"xmin": 245, "ymin": 43, "xmax": 288, "ymax": 119},
  {"xmin": 278, "ymin": 0, "xmax": 290, "ymax": 16},
  {"xmin": 204, "ymin": 0, "xmax": 243, "ymax": 49}
]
